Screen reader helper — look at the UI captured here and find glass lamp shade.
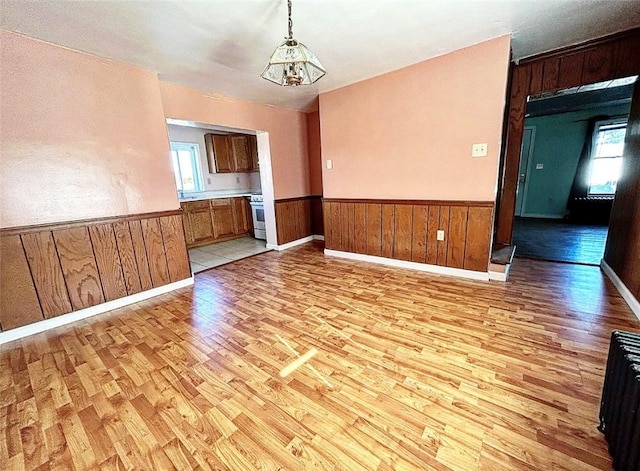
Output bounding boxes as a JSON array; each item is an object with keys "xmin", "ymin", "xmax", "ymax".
[{"xmin": 261, "ymin": 39, "xmax": 326, "ymax": 86}]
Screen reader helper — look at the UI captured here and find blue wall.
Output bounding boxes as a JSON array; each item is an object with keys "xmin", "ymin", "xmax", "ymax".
[{"xmin": 521, "ymin": 103, "xmax": 631, "ymax": 218}]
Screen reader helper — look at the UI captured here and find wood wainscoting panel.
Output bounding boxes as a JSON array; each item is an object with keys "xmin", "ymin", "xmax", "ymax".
[
  {"xmin": 465, "ymin": 206, "xmax": 494, "ymax": 272},
  {"xmin": 615, "ymin": 33, "xmax": 640, "ymax": 78},
  {"xmin": 0, "ymin": 235, "xmax": 44, "ymax": 330},
  {"xmin": 582, "ymin": 42, "xmax": 617, "ymax": 84},
  {"xmin": 341, "ymin": 202, "xmax": 354, "ymax": 253},
  {"xmin": 53, "ymin": 227, "xmax": 105, "ymax": 310},
  {"xmin": 353, "ymin": 203, "xmax": 367, "ymax": 255},
  {"xmin": 129, "ymin": 219, "xmax": 154, "ymax": 291},
  {"xmin": 21, "ymin": 231, "xmax": 73, "ymax": 318},
  {"xmin": 381, "ymin": 204, "xmax": 395, "ymax": 259},
  {"xmin": 447, "ymin": 206, "xmax": 469, "ymax": 269},
  {"xmin": 274, "ymin": 197, "xmax": 314, "ymax": 245},
  {"xmin": 365, "ymin": 203, "xmax": 382, "ymax": 257},
  {"xmin": 426, "ymin": 206, "xmax": 440, "ymax": 265},
  {"xmin": 557, "ymin": 51, "xmax": 584, "ymax": 89},
  {"xmin": 140, "ymin": 218, "xmax": 170, "ymax": 288},
  {"xmin": 159, "ymin": 215, "xmax": 191, "ymax": 283},
  {"xmin": 112, "ymin": 221, "xmax": 143, "ymax": 295},
  {"xmin": 89, "ymin": 224, "xmax": 127, "ymax": 302},
  {"xmin": 436, "ymin": 206, "xmax": 450, "ymax": 266},
  {"xmin": 329, "ymin": 201, "xmax": 342, "ymax": 251},
  {"xmin": 410, "ymin": 205, "xmax": 428, "ymax": 264},
  {"xmin": 324, "ymin": 199, "xmax": 494, "ymax": 273},
  {"xmin": 0, "ymin": 210, "xmax": 190, "ymax": 332},
  {"xmin": 393, "ymin": 204, "xmax": 413, "ymax": 261}
]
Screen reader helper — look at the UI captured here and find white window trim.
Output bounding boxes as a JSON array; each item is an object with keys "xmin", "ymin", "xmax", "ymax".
[
  {"xmin": 588, "ymin": 117, "xmax": 627, "ymax": 197},
  {"xmin": 170, "ymin": 142, "xmax": 204, "ymax": 192}
]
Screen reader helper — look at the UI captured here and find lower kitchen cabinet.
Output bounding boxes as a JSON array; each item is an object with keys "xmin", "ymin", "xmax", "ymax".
[
  {"xmin": 210, "ymin": 199, "xmax": 235, "ymax": 239},
  {"xmin": 232, "ymin": 197, "xmax": 250, "ymax": 234},
  {"xmin": 183, "ymin": 200, "xmax": 214, "ymax": 244},
  {"xmin": 181, "ymin": 197, "xmax": 252, "ymax": 248}
]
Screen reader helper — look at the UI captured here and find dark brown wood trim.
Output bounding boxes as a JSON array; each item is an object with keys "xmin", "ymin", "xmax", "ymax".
[
  {"xmin": 274, "ymin": 195, "xmax": 323, "ymax": 203},
  {"xmin": 519, "ymin": 27, "xmax": 640, "ymax": 65},
  {"xmin": 0, "ymin": 209, "xmax": 183, "ymax": 237},
  {"xmin": 322, "ymin": 198, "xmax": 494, "ymax": 207},
  {"xmin": 494, "ymin": 27, "xmax": 640, "ymax": 246}
]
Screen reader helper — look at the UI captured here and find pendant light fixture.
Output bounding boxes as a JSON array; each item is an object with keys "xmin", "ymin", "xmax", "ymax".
[{"xmin": 261, "ymin": 0, "xmax": 326, "ymax": 86}]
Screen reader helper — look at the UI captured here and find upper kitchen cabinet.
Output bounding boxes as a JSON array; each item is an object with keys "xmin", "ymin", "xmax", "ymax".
[
  {"xmin": 205, "ymin": 134, "xmax": 233, "ymax": 173},
  {"xmin": 248, "ymin": 135, "xmax": 259, "ymax": 171},
  {"xmin": 229, "ymin": 135, "xmax": 252, "ymax": 172},
  {"xmin": 204, "ymin": 133, "xmax": 259, "ymax": 173}
]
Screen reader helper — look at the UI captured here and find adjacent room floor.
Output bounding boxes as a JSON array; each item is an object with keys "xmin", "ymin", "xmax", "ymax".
[
  {"xmin": 188, "ymin": 235, "xmax": 270, "ymax": 273},
  {"xmin": 1, "ymin": 241, "xmax": 638, "ymax": 470},
  {"xmin": 513, "ymin": 216, "xmax": 609, "ymax": 265}
]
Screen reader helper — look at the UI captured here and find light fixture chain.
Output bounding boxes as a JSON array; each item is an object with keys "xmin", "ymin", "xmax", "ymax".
[{"xmin": 287, "ymin": 0, "xmax": 293, "ymax": 39}]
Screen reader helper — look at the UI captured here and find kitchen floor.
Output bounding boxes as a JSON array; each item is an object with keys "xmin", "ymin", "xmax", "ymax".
[{"xmin": 188, "ymin": 236, "xmax": 270, "ymax": 273}]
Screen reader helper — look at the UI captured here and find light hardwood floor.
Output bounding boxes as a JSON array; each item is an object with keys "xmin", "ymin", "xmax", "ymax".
[{"xmin": 1, "ymin": 241, "xmax": 638, "ymax": 470}]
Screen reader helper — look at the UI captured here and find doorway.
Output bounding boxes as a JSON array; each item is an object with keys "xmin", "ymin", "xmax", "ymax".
[
  {"xmin": 511, "ymin": 78, "xmax": 634, "ymax": 265},
  {"xmin": 493, "ymin": 29, "xmax": 640, "ymax": 254},
  {"xmin": 165, "ymin": 119, "xmax": 278, "ymax": 273},
  {"xmin": 514, "ymin": 127, "xmax": 535, "ymax": 216}
]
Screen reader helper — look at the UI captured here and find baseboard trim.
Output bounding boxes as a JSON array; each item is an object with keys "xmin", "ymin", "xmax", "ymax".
[
  {"xmin": 489, "ymin": 264, "xmax": 511, "ymax": 282},
  {"xmin": 0, "ymin": 277, "xmax": 195, "ymax": 346},
  {"xmin": 324, "ymin": 249, "xmax": 490, "ymax": 281},
  {"xmin": 600, "ymin": 259, "xmax": 640, "ymax": 322},
  {"xmin": 267, "ymin": 234, "xmax": 324, "ymax": 251}
]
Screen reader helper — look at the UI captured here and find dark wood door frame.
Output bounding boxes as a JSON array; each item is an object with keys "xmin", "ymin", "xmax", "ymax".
[{"xmin": 494, "ymin": 28, "xmax": 640, "ymax": 246}]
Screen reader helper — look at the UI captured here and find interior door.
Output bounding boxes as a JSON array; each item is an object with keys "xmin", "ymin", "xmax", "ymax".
[{"xmin": 515, "ymin": 127, "xmax": 535, "ymax": 216}]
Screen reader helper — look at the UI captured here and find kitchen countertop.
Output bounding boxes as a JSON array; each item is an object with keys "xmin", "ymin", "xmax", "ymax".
[{"xmin": 178, "ymin": 190, "xmax": 260, "ymax": 202}]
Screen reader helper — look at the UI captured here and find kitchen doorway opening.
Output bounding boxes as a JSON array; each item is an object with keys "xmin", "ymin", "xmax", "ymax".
[
  {"xmin": 512, "ymin": 77, "xmax": 635, "ymax": 265},
  {"xmin": 165, "ymin": 119, "xmax": 277, "ymax": 273}
]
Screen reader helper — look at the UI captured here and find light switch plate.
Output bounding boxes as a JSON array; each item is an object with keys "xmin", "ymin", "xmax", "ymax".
[
  {"xmin": 471, "ymin": 143, "xmax": 488, "ymax": 157},
  {"xmin": 536, "ymin": 163, "xmax": 544, "ymax": 169},
  {"xmin": 437, "ymin": 230, "xmax": 445, "ymax": 241},
  {"xmin": 327, "ymin": 159, "xmax": 333, "ymax": 169}
]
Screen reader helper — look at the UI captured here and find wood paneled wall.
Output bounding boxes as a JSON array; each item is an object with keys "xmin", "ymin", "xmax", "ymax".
[
  {"xmin": 322, "ymin": 199, "xmax": 494, "ymax": 272},
  {"xmin": 495, "ymin": 28, "xmax": 640, "ymax": 245},
  {"xmin": 604, "ymin": 80, "xmax": 640, "ymax": 301},
  {"xmin": 274, "ymin": 195, "xmax": 323, "ymax": 245},
  {"xmin": 0, "ymin": 211, "xmax": 191, "ymax": 332}
]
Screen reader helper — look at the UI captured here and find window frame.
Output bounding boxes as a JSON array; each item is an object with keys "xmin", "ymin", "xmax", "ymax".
[
  {"xmin": 588, "ymin": 118, "xmax": 627, "ymax": 197},
  {"xmin": 170, "ymin": 141, "xmax": 204, "ymax": 193}
]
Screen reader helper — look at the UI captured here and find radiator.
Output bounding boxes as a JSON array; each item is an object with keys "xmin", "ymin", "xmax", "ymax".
[{"xmin": 599, "ymin": 330, "xmax": 640, "ymax": 471}]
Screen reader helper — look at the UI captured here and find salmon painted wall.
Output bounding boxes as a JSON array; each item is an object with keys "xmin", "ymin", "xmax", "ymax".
[
  {"xmin": 319, "ymin": 35, "xmax": 511, "ymax": 201},
  {"xmin": 159, "ymin": 82, "xmax": 310, "ymax": 200},
  {"xmin": 307, "ymin": 111, "xmax": 323, "ymax": 195},
  {"xmin": 0, "ymin": 31, "xmax": 177, "ymax": 228}
]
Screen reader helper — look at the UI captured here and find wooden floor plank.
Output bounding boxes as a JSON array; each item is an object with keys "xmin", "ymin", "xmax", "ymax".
[{"xmin": 0, "ymin": 241, "xmax": 638, "ymax": 470}]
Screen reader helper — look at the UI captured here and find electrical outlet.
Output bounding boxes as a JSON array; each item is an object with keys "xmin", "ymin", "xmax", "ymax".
[
  {"xmin": 207, "ymin": 178, "xmax": 211, "ymax": 185},
  {"xmin": 437, "ymin": 230, "xmax": 445, "ymax": 241},
  {"xmin": 471, "ymin": 143, "xmax": 488, "ymax": 158},
  {"xmin": 235, "ymin": 176, "xmax": 240, "ymax": 183}
]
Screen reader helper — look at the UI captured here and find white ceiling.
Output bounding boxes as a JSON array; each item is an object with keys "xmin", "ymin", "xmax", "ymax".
[{"xmin": 2, "ymin": 1, "xmax": 639, "ymax": 111}]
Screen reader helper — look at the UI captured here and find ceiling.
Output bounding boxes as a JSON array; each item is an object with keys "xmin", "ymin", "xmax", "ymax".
[{"xmin": 2, "ymin": 1, "xmax": 639, "ymax": 111}]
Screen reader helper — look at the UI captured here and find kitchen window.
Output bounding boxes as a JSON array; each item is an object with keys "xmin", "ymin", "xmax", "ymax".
[
  {"xmin": 588, "ymin": 120, "xmax": 627, "ymax": 196},
  {"xmin": 170, "ymin": 142, "xmax": 203, "ymax": 192}
]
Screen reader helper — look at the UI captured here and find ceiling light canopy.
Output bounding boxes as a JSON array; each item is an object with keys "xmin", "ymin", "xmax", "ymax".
[{"xmin": 261, "ymin": 0, "xmax": 326, "ymax": 87}]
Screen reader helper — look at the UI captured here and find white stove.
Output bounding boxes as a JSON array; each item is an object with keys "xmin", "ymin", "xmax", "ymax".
[{"xmin": 249, "ymin": 194, "xmax": 266, "ymax": 239}]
